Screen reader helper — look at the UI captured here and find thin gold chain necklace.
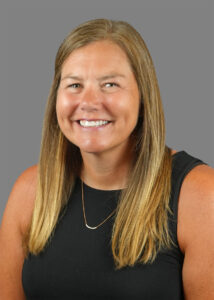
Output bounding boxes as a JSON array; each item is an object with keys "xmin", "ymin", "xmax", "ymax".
[{"xmin": 81, "ymin": 180, "xmax": 117, "ymax": 230}]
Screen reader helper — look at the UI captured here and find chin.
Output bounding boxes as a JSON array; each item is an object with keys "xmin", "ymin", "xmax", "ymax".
[{"xmin": 79, "ymin": 145, "xmax": 107, "ymax": 154}]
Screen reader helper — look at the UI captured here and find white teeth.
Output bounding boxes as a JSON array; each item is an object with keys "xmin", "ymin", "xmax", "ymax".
[{"xmin": 79, "ymin": 120, "xmax": 109, "ymax": 127}]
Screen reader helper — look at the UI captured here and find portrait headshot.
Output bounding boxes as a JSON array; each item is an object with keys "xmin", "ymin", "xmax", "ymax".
[{"xmin": 0, "ymin": 1, "xmax": 214, "ymax": 299}]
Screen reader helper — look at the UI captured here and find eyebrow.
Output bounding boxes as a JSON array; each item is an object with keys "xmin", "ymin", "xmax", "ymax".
[{"xmin": 61, "ymin": 73, "xmax": 126, "ymax": 81}]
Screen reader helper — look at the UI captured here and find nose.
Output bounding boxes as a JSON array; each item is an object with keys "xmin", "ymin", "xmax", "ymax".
[{"xmin": 79, "ymin": 85, "xmax": 102, "ymax": 112}]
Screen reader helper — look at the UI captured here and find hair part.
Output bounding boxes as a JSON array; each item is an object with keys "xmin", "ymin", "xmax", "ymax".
[{"xmin": 23, "ymin": 18, "xmax": 174, "ymax": 269}]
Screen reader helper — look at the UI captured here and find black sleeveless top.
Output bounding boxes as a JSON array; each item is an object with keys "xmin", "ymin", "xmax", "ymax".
[{"xmin": 22, "ymin": 150, "xmax": 207, "ymax": 299}]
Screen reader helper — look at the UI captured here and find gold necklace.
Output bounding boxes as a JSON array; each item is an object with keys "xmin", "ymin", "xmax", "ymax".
[{"xmin": 81, "ymin": 180, "xmax": 117, "ymax": 230}]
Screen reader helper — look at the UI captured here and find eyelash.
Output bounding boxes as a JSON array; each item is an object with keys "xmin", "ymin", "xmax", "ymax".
[
  {"xmin": 68, "ymin": 83, "xmax": 81, "ymax": 88},
  {"xmin": 104, "ymin": 82, "xmax": 119, "ymax": 88},
  {"xmin": 67, "ymin": 82, "xmax": 119, "ymax": 89}
]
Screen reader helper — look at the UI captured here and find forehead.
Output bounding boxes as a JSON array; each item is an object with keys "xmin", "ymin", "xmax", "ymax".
[{"xmin": 61, "ymin": 40, "xmax": 133, "ymax": 76}]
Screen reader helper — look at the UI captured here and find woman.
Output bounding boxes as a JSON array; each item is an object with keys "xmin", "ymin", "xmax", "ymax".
[{"xmin": 0, "ymin": 19, "xmax": 214, "ymax": 300}]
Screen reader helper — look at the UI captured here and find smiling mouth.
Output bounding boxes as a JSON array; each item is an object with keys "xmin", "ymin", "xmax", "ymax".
[{"xmin": 77, "ymin": 120, "xmax": 112, "ymax": 128}]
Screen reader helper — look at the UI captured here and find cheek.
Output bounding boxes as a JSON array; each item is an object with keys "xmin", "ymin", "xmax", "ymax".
[
  {"xmin": 112, "ymin": 95, "xmax": 139, "ymax": 122},
  {"xmin": 56, "ymin": 92, "xmax": 75, "ymax": 118}
]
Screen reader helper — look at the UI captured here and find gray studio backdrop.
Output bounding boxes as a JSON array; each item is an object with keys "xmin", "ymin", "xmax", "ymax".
[{"xmin": 1, "ymin": 0, "xmax": 213, "ymax": 221}]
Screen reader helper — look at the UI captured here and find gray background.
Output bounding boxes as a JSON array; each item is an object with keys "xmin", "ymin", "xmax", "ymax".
[{"xmin": 1, "ymin": 0, "xmax": 213, "ymax": 221}]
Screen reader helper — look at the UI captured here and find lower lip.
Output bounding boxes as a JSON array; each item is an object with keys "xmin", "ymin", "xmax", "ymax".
[{"xmin": 75, "ymin": 121, "xmax": 112, "ymax": 130}]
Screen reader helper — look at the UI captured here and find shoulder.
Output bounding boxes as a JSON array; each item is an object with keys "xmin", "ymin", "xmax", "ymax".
[
  {"xmin": 177, "ymin": 163, "xmax": 214, "ymax": 298},
  {"xmin": 0, "ymin": 165, "xmax": 38, "ymax": 298},
  {"xmin": 179, "ymin": 162, "xmax": 214, "ymax": 205},
  {"xmin": 17, "ymin": 164, "xmax": 38, "ymax": 193},
  {"xmin": 10, "ymin": 164, "xmax": 38, "ymax": 205},
  {"xmin": 177, "ymin": 163, "xmax": 214, "ymax": 252},
  {"xmin": 2, "ymin": 165, "xmax": 38, "ymax": 236}
]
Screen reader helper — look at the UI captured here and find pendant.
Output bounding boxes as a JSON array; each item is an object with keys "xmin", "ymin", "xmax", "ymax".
[{"xmin": 86, "ymin": 223, "xmax": 98, "ymax": 230}]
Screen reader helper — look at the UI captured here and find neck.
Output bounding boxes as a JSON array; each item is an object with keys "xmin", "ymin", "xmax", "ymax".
[{"xmin": 80, "ymin": 145, "xmax": 134, "ymax": 191}]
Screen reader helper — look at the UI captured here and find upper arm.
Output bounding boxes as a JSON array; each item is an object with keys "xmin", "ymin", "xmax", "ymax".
[
  {"xmin": 0, "ymin": 165, "xmax": 37, "ymax": 300},
  {"xmin": 177, "ymin": 164, "xmax": 214, "ymax": 300}
]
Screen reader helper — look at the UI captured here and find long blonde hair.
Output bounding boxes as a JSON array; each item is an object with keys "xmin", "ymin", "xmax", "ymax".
[{"xmin": 24, "ymin": 19, "xmax": 173, "ymax": 270}]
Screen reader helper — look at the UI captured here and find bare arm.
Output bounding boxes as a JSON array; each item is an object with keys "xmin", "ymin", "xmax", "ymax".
[
  {"xmin": 177, "ymin": 164, "xmax": 214, "ymax": 300},
  {"xmin": 0, "ymin": 165, "xmax": 37, "ymax": 300}
]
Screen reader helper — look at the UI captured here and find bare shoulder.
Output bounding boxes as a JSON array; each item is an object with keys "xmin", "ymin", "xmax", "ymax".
[
  {"xmin": 17, "ymin": 164, "xmax": 38, "ymax": 232},
  {"xmin": 14, "ymin": 164, "xmax": 38, "ymax": 233},
  {"xmin": 0, "ymin": 165, "xmax": 38, "ymax": 299},
  {"xmin": 177, "ymin": 163, "xmax": 214, "ymax": 251},
  {"xmin": 177, "ymin": 163, "xmax": 214, "ymax": 299},
  {"xmin": 1, "ymin": 164, "xmax": 38, "ymax": 235}
]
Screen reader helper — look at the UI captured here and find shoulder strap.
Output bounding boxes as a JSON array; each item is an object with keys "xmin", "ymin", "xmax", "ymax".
[
  {"xmin": 170, "ymin": 151, "xmax": 207, "ymax": 219},
  {"xmin": 168, "ymin": 151, "xmax": 207, "ymax": 252}
]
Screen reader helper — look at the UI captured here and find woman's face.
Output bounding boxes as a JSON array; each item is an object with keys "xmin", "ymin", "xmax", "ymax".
[{"xmin": 56, "ymin": 40, "xmax": 140, "ymax": 156}]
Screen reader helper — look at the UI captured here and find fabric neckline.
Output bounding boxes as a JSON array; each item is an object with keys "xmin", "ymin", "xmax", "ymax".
[
  {"xmin": 80, "ymin": 179, "xmax": 123, "ymax": 193},
  {"xmin": 79, "ymin": 150, "xmax": 185, "ymax": 193}
]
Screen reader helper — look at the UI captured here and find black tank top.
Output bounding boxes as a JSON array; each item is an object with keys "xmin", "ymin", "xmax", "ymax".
[{"xmin": 22, "ymin": 150, "xmax": 207, "ymax": 299}]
